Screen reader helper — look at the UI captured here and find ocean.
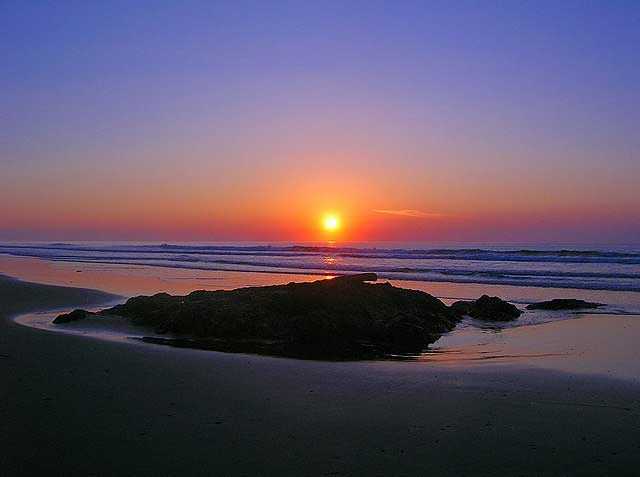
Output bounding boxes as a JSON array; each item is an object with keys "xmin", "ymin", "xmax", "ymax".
[
  {"xmin": 5, "ymin": 241, "xmax": 640, "ymax": 366},
  {"xmin": 1, "ymin": 241, "xmax": 639, "ymax": 293}
]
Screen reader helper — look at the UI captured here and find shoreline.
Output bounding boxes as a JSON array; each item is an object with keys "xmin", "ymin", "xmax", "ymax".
[
  {"xmin": 16, "ymin": 303, "xmax": 640, "ymax": 379},
  {"xmin": 3, "ymin": 254, "xmax": 639, "ymax": 312},
  {"xmin": 2, "ymin": 242, "xmax": 640, "ymax": 293},
  {"xmin": 3, "ymin": 275, "xmax": 640, "ymax": 475},
  {"xmin": 7, "ymin": 262, "xmax": 640, "ymax": 381}
]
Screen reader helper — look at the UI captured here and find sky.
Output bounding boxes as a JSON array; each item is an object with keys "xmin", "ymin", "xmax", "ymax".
[{"xmin": 1, "ymin": 1, "xmax": 639, "ymax": 242}]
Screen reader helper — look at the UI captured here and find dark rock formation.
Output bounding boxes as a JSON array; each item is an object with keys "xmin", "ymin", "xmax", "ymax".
[
  {"xmin": 526, "ymin": 299, "xmax": 605, "ymax": 310},
  {"xmin": 450, "ymin": 295, "xmax": 521, "ymax": 321},
  {"xmin": 52, "ymin": 309, "xmax": 91, "ymax": 324},
  {"xmin": 449, "ymin": 301, "xmax": 473, "ymax": 316},
  {"xmin": 55, "ymin": 273, "xmax": 461, "ymax": 359}
]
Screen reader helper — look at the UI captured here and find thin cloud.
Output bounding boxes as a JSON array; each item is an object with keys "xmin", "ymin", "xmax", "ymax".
[{"xmin": 372, "ymin": 209, "xmax": 445, "ymax": 219}]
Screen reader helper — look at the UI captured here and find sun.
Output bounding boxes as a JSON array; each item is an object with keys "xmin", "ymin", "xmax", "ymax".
[{"xmin": 323, "ymin": 214, "xmax": 340, "ymax": 232}]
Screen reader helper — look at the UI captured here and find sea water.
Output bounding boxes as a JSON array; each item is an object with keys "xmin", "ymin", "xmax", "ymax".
[{"xmin": 1, "ymin": 241, "xmax": 639, "ymax": 292}]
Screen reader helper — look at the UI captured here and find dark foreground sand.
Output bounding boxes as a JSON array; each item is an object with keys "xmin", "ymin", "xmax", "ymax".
[{"xmin": 2, "ymin": 275, "xmax": 640, "ymax": 476}]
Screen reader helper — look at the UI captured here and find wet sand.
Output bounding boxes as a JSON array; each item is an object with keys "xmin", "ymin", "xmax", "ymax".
[
  {"xmin": 2, "ymin": 274, "xmax": 640, "ymax": 476},
  {"xmin": 421, "ymin": 313, "xmax": 640, "ymax": 383},
  {"xmin": 4, "ymin": 254, "xmax": 639, "ymax": 310}
]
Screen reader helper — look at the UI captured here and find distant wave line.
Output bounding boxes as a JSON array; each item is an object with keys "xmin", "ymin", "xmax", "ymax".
[
  {"xmin": 2, "ymin": 250, "xmax": 640, "ymax": 292},
  {"xmin": 3, "ymin": 249, "xmax": 640, "ymax": 281},
  {"xmin": 1, "ymin": 244, "xmax": 639, "ymax": 265}
]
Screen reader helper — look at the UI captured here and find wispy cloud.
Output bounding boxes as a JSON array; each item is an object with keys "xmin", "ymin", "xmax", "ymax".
[{"xmin": 372, "ymin": 209, "xmax": 445, "ymax": 219}]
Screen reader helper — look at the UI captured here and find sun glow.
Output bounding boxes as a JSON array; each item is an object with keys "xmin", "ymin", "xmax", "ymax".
[{"xmin": 323, "ymin": 214, "xmax": 340, "ymax": 232}]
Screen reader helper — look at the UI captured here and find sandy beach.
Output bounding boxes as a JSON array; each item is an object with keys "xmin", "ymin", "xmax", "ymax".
[{"xmin": 3, "ymin": 271, "xmax": 640, "ymax": 476}]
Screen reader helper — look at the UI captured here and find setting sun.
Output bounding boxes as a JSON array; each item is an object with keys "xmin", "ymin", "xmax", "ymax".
[{"xmin": 323, "ymin": 215, "xmax": 340, "ymax": 232}]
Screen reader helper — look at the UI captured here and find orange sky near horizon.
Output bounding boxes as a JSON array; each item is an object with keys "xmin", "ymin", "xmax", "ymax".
[
  {"xmin": 2, "ymin": 158, "xmax": 638, "ymax": 242},
  {"xmin": 2, "ymin": 137, "xmax": 639, "ymax": 242}
]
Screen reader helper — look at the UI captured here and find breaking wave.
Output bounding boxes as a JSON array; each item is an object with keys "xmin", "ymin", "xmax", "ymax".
[{"xmin": 1, "ymin": 242, "xmax": 640, "ymax": 292}]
